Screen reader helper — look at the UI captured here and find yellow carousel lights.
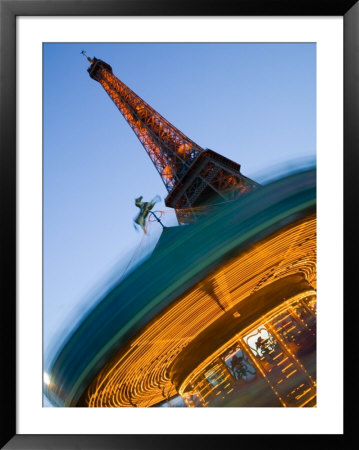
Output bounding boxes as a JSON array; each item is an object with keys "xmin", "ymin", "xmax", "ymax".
[
  {"xmin": 81, "ymin": 215, "xmax": 316, "ymax": 407},
  {"xmin": 179, "ymin": 292, "xmax": 316, "ymax": 408},
  {"xmin": 45, "ymin": 169, "xmax": 316, "ymax": 408}
]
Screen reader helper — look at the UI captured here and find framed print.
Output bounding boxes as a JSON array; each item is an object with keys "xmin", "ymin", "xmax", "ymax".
[{"xmin": 1, "ymin": 0, "xmax": 356, "ymax": 448}]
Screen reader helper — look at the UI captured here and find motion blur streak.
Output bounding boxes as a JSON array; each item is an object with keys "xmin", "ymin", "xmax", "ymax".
[
  {"xmin": 84, "ymin": 216, "xmax": 315, "ymax": 407},
  {"xmin": 45, "ymin": 168, "xmax": 316, "ymax": 407}
]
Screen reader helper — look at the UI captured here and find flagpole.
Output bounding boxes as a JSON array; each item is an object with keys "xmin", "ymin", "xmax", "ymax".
[{"xmin": 149, "ymin": 211, "xmax": 165, "ymax": 229}]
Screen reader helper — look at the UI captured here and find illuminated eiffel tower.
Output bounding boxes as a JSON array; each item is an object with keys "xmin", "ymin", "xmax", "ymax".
[
  {"xmin": 83, "ymin": 53, "xmax": 259, "ymax": 221},
  {"xmin": 45, "ymin": 54, "xmax": 316, "ymax": 409}
]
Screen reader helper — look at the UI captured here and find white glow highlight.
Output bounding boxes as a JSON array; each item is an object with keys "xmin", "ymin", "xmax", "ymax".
[{"xmin": 43, "ymin": 372, "xmax": 51, "ymax": 386}]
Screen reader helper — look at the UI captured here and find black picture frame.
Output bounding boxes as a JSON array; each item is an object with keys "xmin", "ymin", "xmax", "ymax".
[{"xmin": 1, "ymin": 1, "xmax": 355, "ymax": 448}]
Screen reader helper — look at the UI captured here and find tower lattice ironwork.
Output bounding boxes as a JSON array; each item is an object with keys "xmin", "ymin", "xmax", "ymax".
[{"xmin": 85, "ymin": 55, "xmax": 259, "ymax": 221}]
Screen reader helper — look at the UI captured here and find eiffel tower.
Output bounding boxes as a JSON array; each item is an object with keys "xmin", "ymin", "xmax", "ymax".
[{"xmin": 83, "ymin": 53, "xmax": 259, "ymax": 221}]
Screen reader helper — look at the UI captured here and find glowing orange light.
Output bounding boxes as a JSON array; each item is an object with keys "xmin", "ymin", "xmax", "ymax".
[{"xmin": 80, "ymin": 214, "xmax": 316, "ymax": 407}]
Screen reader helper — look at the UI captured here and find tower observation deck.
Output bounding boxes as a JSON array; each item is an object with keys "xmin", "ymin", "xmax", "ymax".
[{"xmin": 85, "ymin": 56, "xmax": 259, "ymax": 221}]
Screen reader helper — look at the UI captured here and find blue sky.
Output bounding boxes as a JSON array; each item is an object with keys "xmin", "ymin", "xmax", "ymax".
[{"xmin": 43, "ymin": 43, "xmax": 316, "ymax": 373}]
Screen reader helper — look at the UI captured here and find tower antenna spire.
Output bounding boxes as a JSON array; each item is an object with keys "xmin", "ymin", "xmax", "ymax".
[{"xmin": 81, "ymin": 50, "xmax": 93, "ymax": 64}]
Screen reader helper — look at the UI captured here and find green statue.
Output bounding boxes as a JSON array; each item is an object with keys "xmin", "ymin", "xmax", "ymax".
[{"xmin": 134, "ymin": 195, "xmax": 160, "ymax": 232}]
